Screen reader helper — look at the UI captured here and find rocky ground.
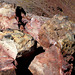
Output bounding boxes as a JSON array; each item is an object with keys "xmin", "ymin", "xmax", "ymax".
[
  {"xmin": 0, "ymin": 1, "xmax": 75, "ymax": 75},
  {"xmin": 27, "ymin": 14, "xmax": 75, "ymax": 75},
  {"xmin": 0, "ymin": 0, "xmax": 75, "ymax": 22}
]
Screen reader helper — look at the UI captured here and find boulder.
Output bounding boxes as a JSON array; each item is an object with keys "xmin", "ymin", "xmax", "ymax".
[
  {"xmin": 0, "ymin": 2, "xmax": 37, "ymax": 75},
  {"xmin": 0, "ymin": 1, "xmax": 18, "ymax": 30},
  {"xmin": 28, "ymin": 14, "xmax": 75, "ymax": 75},
  {"xmin": 0, "ymin": 1, "xmax": 75, "ymax": 75},
  {"xmin": 0, "ymin": 28, "xmax": 36, "ymax": 74}
]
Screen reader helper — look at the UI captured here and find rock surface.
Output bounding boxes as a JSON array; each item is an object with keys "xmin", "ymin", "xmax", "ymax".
[
  {"xmin": 0, "ymin": 29, "xmax": 35, "ymax": 74},
  {"xmin": 29, "ymin": 46, "xmax": 63, "ymax": 75},
  {"xmin": 0, "ymin": 1, "xmax": 18, "ymax": 30},
  {"xmin": 0, "ymin": 29, "xmax": 35, "ymax": 59},
  {"xmin": 1, "ymin": 0, "xmax": 75, "ymax": 22},
  {"xmin": 28, "ymin": 15, "xmax": 75, "ymax": 75},
  {"xmin": 25, "ymin": 14, "xmax": 50, "ymax": 40},
  {"xmin": 0, "ymin": 2, "xmax": 35, "ymax": 75},
  {"xmin": 0, "ymin": 1, "xmax": 75, "ymax": 75}
]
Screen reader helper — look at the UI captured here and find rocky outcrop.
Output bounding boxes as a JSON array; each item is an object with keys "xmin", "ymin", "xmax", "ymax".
[
  {"xmin": 0, "ymin": 1, "xmax": 75, "ymax": 75},
  {"xmin": 28, "ymin": 15, "xmax": 75, "ymax": 75},
  {"xmin": 0, "ymin": 2, "xmax": 36, "ymax": 75},
  {"xmin": 0, "ymin": 1, "xmax": 18, "ymax": 30},
  {"xmin": 0, "ymin": 29, "xmax": 35, "ymax": 58},
  {"xmin": 0, "ymin": 28, "xmax": 35, "ymax": 74}
]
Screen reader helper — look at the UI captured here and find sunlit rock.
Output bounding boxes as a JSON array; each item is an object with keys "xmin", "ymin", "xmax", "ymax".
[
  {"xmin": 28, "ymin": 14, "xmax": 75, "ymax": 75},
  {"xmin": 0, "ymin": 1, "xmax": 18, "ymax": 30}
]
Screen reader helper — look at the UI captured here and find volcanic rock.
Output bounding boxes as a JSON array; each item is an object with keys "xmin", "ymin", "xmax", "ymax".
[
  {"xmin": 0, "ymin": 28, "xmax": 36, "ymax": 74},
  {"xmin": 25, "ymin": 14, "xmax": 50, "ymax": 41},
  {"xmin": 0, "ymin": 1, "xmax": 18, "ymax": 30},
  {"xmin": 28, "ymin": 14, "xmax": 75, "ymax": 75},
  {"xmin": 0, "ymin": 2, "xmax": 37, "ymax": 75},
  {"xmin": 0, "ymin": 1, "xmax": 75, "ymax": 75},
  {"xmin": 0, "ymin": 29, "xmax": 35, "ymax": 58}
]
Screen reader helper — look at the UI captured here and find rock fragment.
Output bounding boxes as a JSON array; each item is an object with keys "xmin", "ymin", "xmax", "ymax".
[
  {"xmin": 0, "ymin": 1, "xmax": 18, "ymax": 30},
  {"xmin": 0, "ymin": 29, "xmax": 35, "ymax": 59},
  {"xmin": 0, "ymin": 1, "xmax": 75, "ymax": 75},
  {"xmin": 28, "ymin": 14, "xmax": 75, "ymax": 75}
]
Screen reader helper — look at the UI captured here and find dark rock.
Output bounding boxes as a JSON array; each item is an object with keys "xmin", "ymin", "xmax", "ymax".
[{"xmin": 57, "ymin": 7, "xmax": 63, "ymax": 12}]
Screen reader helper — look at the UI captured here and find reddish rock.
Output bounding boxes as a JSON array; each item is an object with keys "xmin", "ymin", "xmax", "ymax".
[
  {"xmin": 25, "ymin": 14, "xmax": 50, "ymax": 41},
  {"xmin": 0, "ymin": 1, "xmax": 75, "ymax": 75},
  {"xmin": 0, "ymin": 44, "xmax": 16, "ymax": 74},
  {"xmin": 29, "ymin": 45, "xmax": 63, "ymax": 75},
  {"xmin": 0, "ymin": 2, "xmax": 36, "ymax": 74},
  {"xmin": 28, "ymin": 15, "xmax": 75, "ymax": 75},
  {"xmin": 0, "ymin": 1, "xmax": 18, "ymax": 30}
]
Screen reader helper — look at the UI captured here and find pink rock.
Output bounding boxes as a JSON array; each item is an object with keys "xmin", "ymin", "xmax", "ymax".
[
  {"xmin": 29, "ymin": 45, "xmax": 63, "ymax": 75},
  {"xmin": 0, "ymin": 2, "xmax": 18, "ymax": 30},
  {"xmin": 0, "ymin": 15, "xmax": 18, "ymax": 30},
  {"xmin": 27, "ymin": 14, "xmax": 74, "ymax": 75},
  {"xmin": 25, "ymin": 14, "xmax": 50, "ymax": 41},
  {"xmin": 25, "ymin": 17, "xmax": 41, "ymax": 40},
  {"xmin": 0, "ymin": 44, "xmax": 15, "ymax": 71},
  {"xmin": 25, "ymin": 15, "xmax": 64, "ymax": 75}
]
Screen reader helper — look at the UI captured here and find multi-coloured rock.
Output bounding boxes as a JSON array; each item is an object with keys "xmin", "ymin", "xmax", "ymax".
[
  {"xmin": 0, "ymin": 1, "xmax": 75, "ymax": 75},
  {"xmin": 0, "ymin": 28, "xmax": 35, "ymax": 74},
  {"xmin": 0, "ymin": 29, "xmax": 35, "ymax": 58},
  {"xmin": 0, "ymin": 2, "xmax": 36, "ymax": 75},
  {"xmin": 38, "ymin": 14, "xmax": 75, "ymax": 56},
  {"xmin": 25, "ymin": 14, "xmax": 50, "ymax": 41},
  {"xmin": 28, "ymin": 14, "xmax": 75, "ymax": 75},
  {"xmin": 0, "ymin": 1, "xmax": 18, "ymax": 29}
]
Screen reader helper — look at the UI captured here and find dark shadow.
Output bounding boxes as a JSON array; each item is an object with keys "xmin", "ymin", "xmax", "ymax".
[
  {"xmin": 52, "ymin": 7, "xmax": 55, "ymax": 11},
  {"xmin": 71, "ymin": 53, "xmax": 75, "ymax": 75},
  {"xmin": 57, "ymin": 7, "xmax": 63, "ymax": 12},
  {"xmin": 15, "ymin": 6, "xmax": 27, "ymax": 29},
  {"xmin": 15, "ymin": 41, "xmax": 45, "ymax": 75}
]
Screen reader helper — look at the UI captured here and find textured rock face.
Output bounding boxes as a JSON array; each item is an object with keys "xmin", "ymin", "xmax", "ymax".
[
  {"xmin": 28, "ymin": 15, "xmax": 75, "ymax": 75},
  {"xmin": 0, "ymin": 2, "xmax": 35, "ymax": 74},
  {"xmin": 38, "ymin": 14, "xmax": 75, "ymax": 57},
  {"xmin": 0, "ymin": 29, "xmax": 35, "ymax": 74},
  {"xmin": 0, "ymin": 1, "xmax": 75, "ymax": 75},
  {"xmin": 0, "ymin": 1, "xmax": 18, "ymax": 29},
  {"xmin": 0, "ymin": 44, "xmax": 15, "ymax": 71},
  {"xmin": 0, "ymin": 2, "xmax": 16, "ymax": 74},
  {"xmin": 39, "ymin": 14, "xmax": 75, "ymax": 50},
  {"xmin": 0, "ymin": 69, "xmax": 16, "ymax": 75},
  {"xmin": 0, "ymin": 29, "xmax": 35, "ymax": 59},
  {"xmin": 29, "ymin": 46, "xmax": 63, "ymax": 75},
  {"xmin": 25, "ymin": 14, "xmax": 50, "ymax": 41}
]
